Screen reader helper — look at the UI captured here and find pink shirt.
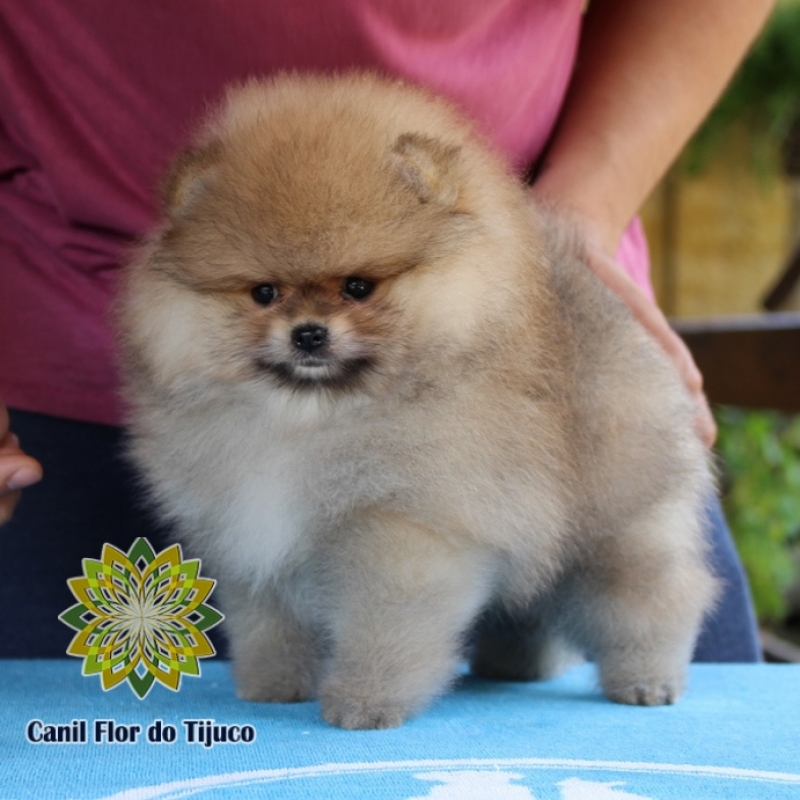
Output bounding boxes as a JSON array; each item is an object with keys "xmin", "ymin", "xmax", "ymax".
[{"xmin": 0, "ymin": 0, "xmax": 650, "ymax": 425}]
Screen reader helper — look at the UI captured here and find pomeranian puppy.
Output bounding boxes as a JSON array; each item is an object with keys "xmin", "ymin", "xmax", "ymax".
[{"xmin": 118, "ymin": 73, "xmax": 717, "ymax": 729}]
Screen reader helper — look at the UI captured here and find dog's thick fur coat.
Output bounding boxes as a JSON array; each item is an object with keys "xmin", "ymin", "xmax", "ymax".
[{"xmin": 118, "ymin": 73, "xmax": 718, "ymax": 729}]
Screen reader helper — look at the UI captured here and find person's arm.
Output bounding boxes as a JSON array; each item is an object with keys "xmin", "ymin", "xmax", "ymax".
[
  {"xmin": 0, "ymin": 399, "xmax": 42, "ymax": 525},
  {"xmin": 532, "ymin": 0, "xmax": 775, "ymax": 445}
]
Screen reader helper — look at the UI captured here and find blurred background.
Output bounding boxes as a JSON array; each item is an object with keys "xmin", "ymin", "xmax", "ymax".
[{"xmin": 641, "ymin": 0, "xmax": 800, "ymax": 660}]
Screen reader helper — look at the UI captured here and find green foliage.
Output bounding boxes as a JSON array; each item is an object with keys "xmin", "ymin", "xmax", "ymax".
[
  {"xmin": 715, "ymin": 407, "xmax": 800, "ymax": 622},
  {"xmin": 685, "ymin": 1, "xmax": 800, "ymax": 173}
]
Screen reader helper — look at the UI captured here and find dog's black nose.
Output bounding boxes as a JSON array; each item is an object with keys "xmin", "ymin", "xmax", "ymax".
[{"xmin": 291, "ymin": 323, "xmax": 329, "ymax": 354}]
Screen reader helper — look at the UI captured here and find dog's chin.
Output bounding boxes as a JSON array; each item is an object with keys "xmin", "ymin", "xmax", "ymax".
[{"xmin": 257, "ymin": 357, "xmax": 374, "ymax": 391}]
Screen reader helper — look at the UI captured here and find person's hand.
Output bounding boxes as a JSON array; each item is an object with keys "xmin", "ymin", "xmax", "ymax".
[
  {"xmin": 581, "ymin": 235, "xmax": 717, "ymax": 448},
  {"xmin": 530, "ymin": 195, "xmax": 716, "ymax": 447},
  {"xmin": 0, "ymin": 399, "xmax": 43, "ymax": 525}
]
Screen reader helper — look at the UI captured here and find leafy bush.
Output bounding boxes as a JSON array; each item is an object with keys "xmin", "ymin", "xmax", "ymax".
[
  {"xmin": 686, "ymin": 0, "xmax": 800, "ymax": 174},
  {"xmin": 715, "ymin": 407, "xmax": 800, "ymax": 622}
]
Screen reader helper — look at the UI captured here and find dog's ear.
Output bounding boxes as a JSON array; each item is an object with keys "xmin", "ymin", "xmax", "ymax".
[
  {"xmin": 161, "ymin": 141, "xmax": 222, "ymax": 217},
  {"xmin": 390, "ymin": 133, "xmax": 462, "ymax": 206}
]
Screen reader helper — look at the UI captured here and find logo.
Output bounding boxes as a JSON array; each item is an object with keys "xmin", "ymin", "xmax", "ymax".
[{"xmin": 59, "ymin": 538, "xmax": 223, "ymax": 699}]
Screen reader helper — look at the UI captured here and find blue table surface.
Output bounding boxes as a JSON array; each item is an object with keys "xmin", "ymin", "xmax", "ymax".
[{"xmin": 2, "ymin": 660, "xmax": 799, "ymax": 800}]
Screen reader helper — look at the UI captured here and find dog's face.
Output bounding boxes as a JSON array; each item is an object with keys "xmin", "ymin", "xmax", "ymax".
[
  {"xmin": 247, "ymin": 276, "xmax": 385, "ymax": 390},
  {"xmin": 122, "ymin": 76, "xmax": 530, "ymax": 399}
]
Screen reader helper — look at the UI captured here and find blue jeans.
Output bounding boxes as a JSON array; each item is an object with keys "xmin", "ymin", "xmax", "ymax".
[{"xmin": 1, "ymin": 410, "xmax": 760, "ymax": 661}]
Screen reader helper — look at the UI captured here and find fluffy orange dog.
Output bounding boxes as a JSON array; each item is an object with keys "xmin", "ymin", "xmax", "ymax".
[{"xmin": 118, "ymin": 74, "xmax": 717, "ymax": 729}]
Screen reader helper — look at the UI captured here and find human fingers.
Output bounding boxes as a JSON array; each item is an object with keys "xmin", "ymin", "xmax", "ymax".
[{"xmin": 0, "ymin": 405, "xmax": 43, "ymax": 525}]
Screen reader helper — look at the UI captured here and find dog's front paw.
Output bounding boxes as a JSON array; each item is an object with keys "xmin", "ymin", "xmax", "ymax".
[
  {"xmin": 319, "ymin": 679, "xmax": 409, "ymax": 730},
  {"xmin": 601, "ymin": 675, "xmax": 684, "ymax": 706}
]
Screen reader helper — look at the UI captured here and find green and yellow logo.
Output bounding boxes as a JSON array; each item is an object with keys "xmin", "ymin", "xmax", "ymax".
[{"xmin": 59, "ymin": 538, "xmax": 223, "ymax": 699}]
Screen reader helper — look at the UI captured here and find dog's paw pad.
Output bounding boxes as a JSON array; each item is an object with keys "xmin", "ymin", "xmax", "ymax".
[
  {"xmin": 320, "ymin": 689, "xmax": 407, "ymax": 730},
  {"xmin": 322, "ymin": 701, "xmax": 405, "ymax": 730},
  {"xmin": 604, "ymin": 679, "xmax": 681, "ymax": 706}
]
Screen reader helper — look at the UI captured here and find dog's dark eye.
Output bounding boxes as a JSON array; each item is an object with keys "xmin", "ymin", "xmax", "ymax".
[
  {"xmin": 343, "ymin": 277, "xmax": 375, "ymax": 301},
  {"xmin": 251, "ymin": 284, "xmax": 278, "ymax": 306}
]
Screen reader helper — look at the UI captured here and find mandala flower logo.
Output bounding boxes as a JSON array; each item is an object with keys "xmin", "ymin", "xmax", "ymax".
[{"xmin": 59, "ymin": 538, "xmax": 223, "ymax": 699}]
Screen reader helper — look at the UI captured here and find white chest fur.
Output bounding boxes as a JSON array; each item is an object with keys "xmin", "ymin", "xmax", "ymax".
[{"xmin": 146, "ymin": 386, "xmax": 368, "ymax": 585}]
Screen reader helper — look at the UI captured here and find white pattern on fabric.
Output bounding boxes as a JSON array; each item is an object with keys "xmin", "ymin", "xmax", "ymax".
[{"xmin": 408, "ymin": 771, "xmax": 537, "ymax": 799}]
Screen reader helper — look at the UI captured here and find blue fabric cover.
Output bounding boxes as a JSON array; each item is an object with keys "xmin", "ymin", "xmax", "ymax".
[{"xmin": 3, "ymin": 661, "xmax": 798, "ymax": 799}]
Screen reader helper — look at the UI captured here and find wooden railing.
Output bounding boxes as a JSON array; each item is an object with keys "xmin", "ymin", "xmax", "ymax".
[{"xmin": 674, "ymin": 311, "xmax": 800, "ymax": 412}]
